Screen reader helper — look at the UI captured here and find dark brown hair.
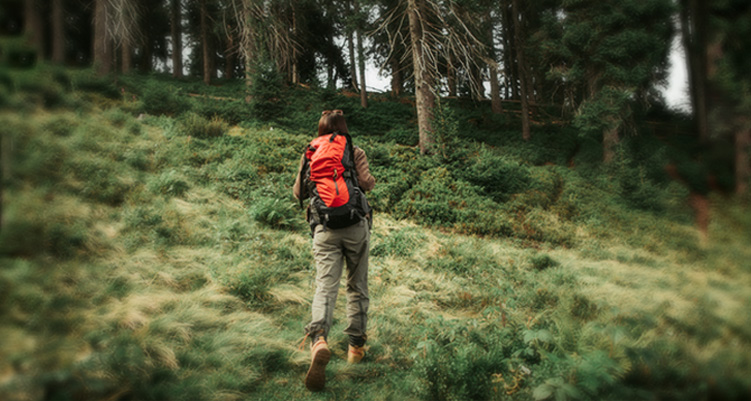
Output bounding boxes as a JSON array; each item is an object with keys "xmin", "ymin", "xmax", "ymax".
[{"xmin": 318, "ymin": 109, "xmax": 348, "ymax": 136}]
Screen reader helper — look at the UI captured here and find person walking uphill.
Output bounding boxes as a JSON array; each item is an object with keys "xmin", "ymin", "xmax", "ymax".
[{"xmin": 293, "ymin": 109, "xmax": 375, "ymax": 392}]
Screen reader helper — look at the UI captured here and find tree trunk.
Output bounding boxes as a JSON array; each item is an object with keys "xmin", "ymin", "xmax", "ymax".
[
  {"xmin": 239, "ymin": 0, "xmax": 257, "ymax": 99},
  {"xmin": 736, "ymin": 127, "xmax": 751, "ymax": 197},
  {"xmin": 94, "ymin": 0, "xmax": 112, "ymax": 76},
  {"xmin": 471, "ymin": 66, "xmax": 485, "ymax": 100},
  {"xmin": 327, "ymin": 62, "xmax": 335, "ymax": 89},
  {"xmin": 354, "ymin": 0, "xmax": 368, "ymax": 108},
  {"xmin": 390, "ymin": 57, "xmax": 403, "ymax": 97},
  {"xmin": 447, "ymin": 55, "xmax": 457, "ymax": 97},
  {"xmin": 487, "ymin": 10, "xmax": 502, "ymax": 113},
  {"xmin": 501, "ymin": 0, "xmax": 516, "ymax": 100},
  {"xmin": 408, "ymin": 0, "xmax": 435, "ymax": 154},
  {"xmin": 490, "ymin": 64, "xmax": 503, "ymax": 114},
  {"xmin": 512, "ymin": 0, "xmax": 530, "ymax": 141},
  {"xmin": 0, "ymin": 133, "xmax": 11, "ymax": 231},
  {"xmin": 225, "ymin": 29, "xmax": 236, "ymax": 79},
  {"xmin": 171, "ymin": 0, "xmax": 183, "ymax": 78},
  {"xmin": 122, "ymin": 38, "xmax": 132, "ymax": 73},
  {"xmin": 689, "ymin": 192, "xmax": 709, "ymax": 240},
  {"xmin": 680, "ymin": 0, "xmax": 709, "ymax": 143},
  {"xmin": 602, "ymin": 123, "xmax": 620, "ymax": 164},
  {"xmin": 200, "ymin": 0, "xmax": 211, "ymax": 85},
  {"xmin": 291, "ymin": 4, "xmax": 300, "ymax": 85},
  {"xmin": 25, "ymin": 0, "xmax": 44, "ymax": 62},
  {"xmin": 51, "ymin": 0, "xmax": 65, "ymax": 64},
  {"xmin": 140, "ymin": 41, "xmax": 152, "ymax": 73},
  {"xmin": 139, "ymin": 7, "xmax": 152, "ymax": 73},
  {"xmin": 357, "ymin": 29, "xmax": 368, "ymax": 107},
  {"xmin": 347, "ymin": 30, "xmax": 359, "ymax": 91}
]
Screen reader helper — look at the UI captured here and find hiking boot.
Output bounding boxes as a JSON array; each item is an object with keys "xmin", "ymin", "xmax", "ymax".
[
  {"xmin": 305, "ymin": 338, "xmax": 331, "ymax": 391},
  {"xmin": 347, "ymin": 344, "xmax": 365, "ymax": 364}
]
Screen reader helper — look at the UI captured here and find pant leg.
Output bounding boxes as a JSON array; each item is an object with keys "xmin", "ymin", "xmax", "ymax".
[
  {"xmin": 305, "ymin": 225, "xmax": 344, "ymax": 339},
  {"xmin": 342, "ymin": 220, "xmax": 370, "ymax": 339}
]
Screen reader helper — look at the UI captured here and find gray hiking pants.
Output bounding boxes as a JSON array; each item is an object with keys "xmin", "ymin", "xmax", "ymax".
[{"xmin": 305, "ymin": 219, "xmax": 370, "ymax": 340}]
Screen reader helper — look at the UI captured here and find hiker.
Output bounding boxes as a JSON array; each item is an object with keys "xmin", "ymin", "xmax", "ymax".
[{"xmin": 293, "ymin": 109, "xmax": 376, "ymax": 391}]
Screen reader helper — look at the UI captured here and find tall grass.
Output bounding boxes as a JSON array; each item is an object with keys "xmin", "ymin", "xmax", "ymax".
[{"xmin": 1, "ymin": 70, "xmax": 749, "ymax": 401}]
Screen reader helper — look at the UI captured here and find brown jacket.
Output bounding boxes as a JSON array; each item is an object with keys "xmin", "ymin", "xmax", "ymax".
[{"xmin": 293, "ymin": 146, "xmax": 375, "ymax": 200}]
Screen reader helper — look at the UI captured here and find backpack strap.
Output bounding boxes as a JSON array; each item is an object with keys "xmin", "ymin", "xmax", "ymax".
[{"xmin": 299, "ymin": 145, "xmax": 311, "ymax": 210}]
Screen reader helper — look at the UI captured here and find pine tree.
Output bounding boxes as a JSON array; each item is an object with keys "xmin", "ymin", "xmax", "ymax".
[{"xmin": 556, "ymin": 0, "xmax": 674, "ymax": 162}]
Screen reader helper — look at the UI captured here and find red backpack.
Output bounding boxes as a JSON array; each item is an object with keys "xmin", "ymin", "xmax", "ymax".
[{"xmin": 301, "ymin": 132, "xmax": 370, "ymax": 230}]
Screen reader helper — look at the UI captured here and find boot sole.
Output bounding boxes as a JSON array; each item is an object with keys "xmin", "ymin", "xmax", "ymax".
[{"xmin": 305, "ymin": 346, "xmax": 331, "ymax": 391}]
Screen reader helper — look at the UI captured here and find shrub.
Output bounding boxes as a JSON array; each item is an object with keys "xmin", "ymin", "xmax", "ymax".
[
  {"xmin": 69, "ymin": 157, "xmax": 133, "ymax": 205},
  {"xmin": 0, "ymin": 208, "xmax": 88, "ymax": 259},
  {"xmin": 73, "ymin": 74, "xmax": 121, "ymax": 99},
  {"xmin": 394, "ymin": 167, "xmax": 510, "ymax": 236},
  {"xmin": 141, "ymin": 82, "xmax": 190, "ymax": 116},
  {"xmin": 384, "ymin": 127, "xmax": 419, "ymax": 146},
  {"xmin": 42, "ymin": 114, "xmax": 79, "ymax": 137},
  {"xmin": 530, "ymin": 254, "xmax": 559, "ymax": 271},
  {"xmin": 17, "ymin": 77, "xmax": 67, "ymax": 108},
  {"xmin": 104, "ymin": 107, "xmax": 133, "ymax": 127},
  {"xmin": 178, "ymin": 112, "xmax": 228, "ymax": 138},
  {"xmin": 413, "ymin": 318, "xmax": 508, "ymax": 401},
  {"xmin": 456, "ymin": 147, "xmax": 532, "ymax": 202},
  {"xmin": 227, "ymin": 268, "xmax": 273, "ymax": 307},
  {"xmin": 249, "ymin": 197, "xmax": 298, "ymax": 230},
  {"xmin": 146, "ymin": 169, "xmax": 191, "ymax": 197}
]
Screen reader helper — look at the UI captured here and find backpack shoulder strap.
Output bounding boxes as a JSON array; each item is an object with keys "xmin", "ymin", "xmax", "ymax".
[
  {"xmin": 341, "ymin": 133, "xmax": 360, "ymax": 187},
  {"xmin": 299, "ymin": 145, "xmax": 311, "ymax": 210}
]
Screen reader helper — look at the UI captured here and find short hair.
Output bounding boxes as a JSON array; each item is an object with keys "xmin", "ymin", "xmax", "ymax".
[{"xmin": 318, "ymin": 109, "xmax": 348, "ymax": 136}]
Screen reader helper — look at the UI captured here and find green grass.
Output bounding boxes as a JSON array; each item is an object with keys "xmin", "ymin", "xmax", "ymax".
[{"xmin": 1, "ymin": 67, "xmax": 750, "ymax": 400}]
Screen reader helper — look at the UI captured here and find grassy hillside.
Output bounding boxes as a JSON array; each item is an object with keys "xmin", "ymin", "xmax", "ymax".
[{"xmin": 1, "ymin": 67, "xmax": 750, "ymax": 400}]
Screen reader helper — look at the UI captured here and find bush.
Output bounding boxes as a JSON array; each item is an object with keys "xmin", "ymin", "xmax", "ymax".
[
  {"xmin": 146, "ymin": 169, "xmax": 191, "ymax": 197},
  {"xmin": 178, "ymin": 112, "xmax": 228, "ymax": 138},
  {"xmin": 0, "ymin": 208, "xmax": 88, "ymax": 259},
  {"xmin": 73, "ymin": 74, "xmax": 121, "ymax": 99},
  {"xmin": 249, "ymin": 197, "xmax": 298, "ymax": 230},
  {"xmin": 141, "ymin": 82, "xmax": 190, "ymax": 116},
  {"xmin": 42, "ymin": 114, "xmax": 79, "ymax": 137},
  {"xmin": 69, "ymin": 157, "xmax": 134, "ymax": 205},
  {"xmin": 17, "ymin": 77, "xmax": 68, "ymax": 108},
  {"xmin": 384, "ymin": 127, "xmax": 419, "ymax": 146},
  {"xmin": 456, "ymin": 147, "xmax": 532, "ymax": 202},
  {"xmin": 191, "ymin": 98, "xmax": 252, "ymax": 125},
  {"xmin": 530, "ymin": 254, "xmax": 560, "ymax": 271},
  {"xmin": 413, "ymin": 318, "xmax": 507, "ymax": 401},
  {"xmin": 395, "ymin": 167, "xmax": 510, "ymax": 236}
]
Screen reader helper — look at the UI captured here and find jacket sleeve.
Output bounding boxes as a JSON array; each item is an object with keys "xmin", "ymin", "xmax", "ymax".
[
  {"xmin": 293, "ymin": 152, "xmax": 307, "ymax": 200},
  {"xmin": 354, "ymin": 147, "xmax": 376, "ymax": 192}
]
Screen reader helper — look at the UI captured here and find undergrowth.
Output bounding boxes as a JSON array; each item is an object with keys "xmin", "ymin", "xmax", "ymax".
[{"xmin": 1, "ymin": 67, "xmax": 750, "ymax": 401}]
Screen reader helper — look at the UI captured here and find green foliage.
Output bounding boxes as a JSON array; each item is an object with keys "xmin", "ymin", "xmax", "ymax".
[
  {"xmin": 371, "ymin": 227, "xmax": 426, "ymax": 258},
  {"xmin": 147, "ymin": 169, "xmax": 191, "ymax": 197},
  {"xmin": 249, "ymin": 197, "xmax": 298, "ymax": 230},
  {"xmin": 2, "ymin": 73, "xmax": 750, "ymax": 401},
  {"xmin": 248, "ymin": 61, "xmax": 284, "ymax": 120},
  {"xmin": 383, "ymin": 127, "xmax": 419, "ymax": 146},
  {"xmin": 191, "ymin": 97, "xmax": 252, "ymax": 125},
  {"xmin": 177, "ymin": 112, "xmax": 229, "ymax": 138},
  {"xmin": 531, "ymin": 254, "xmax": 559, "ymax": 271},
  {"xmin": 456, "ymin": 147, "xmax": 532, "ymax": 202},
  {"xmin": 69, "ymin": 156, "xmax": 134, "ymax": 205},
  {"xmin": 141, "ymin": 81, "xmax": 191, "ymax": 116},
  {"xmin": 395, "ymin": 167, "xmax": 511, "ymax": 236},
  {"xmin": 412, "ymin": 317, "xmax": 507, "ymax": 401}
]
